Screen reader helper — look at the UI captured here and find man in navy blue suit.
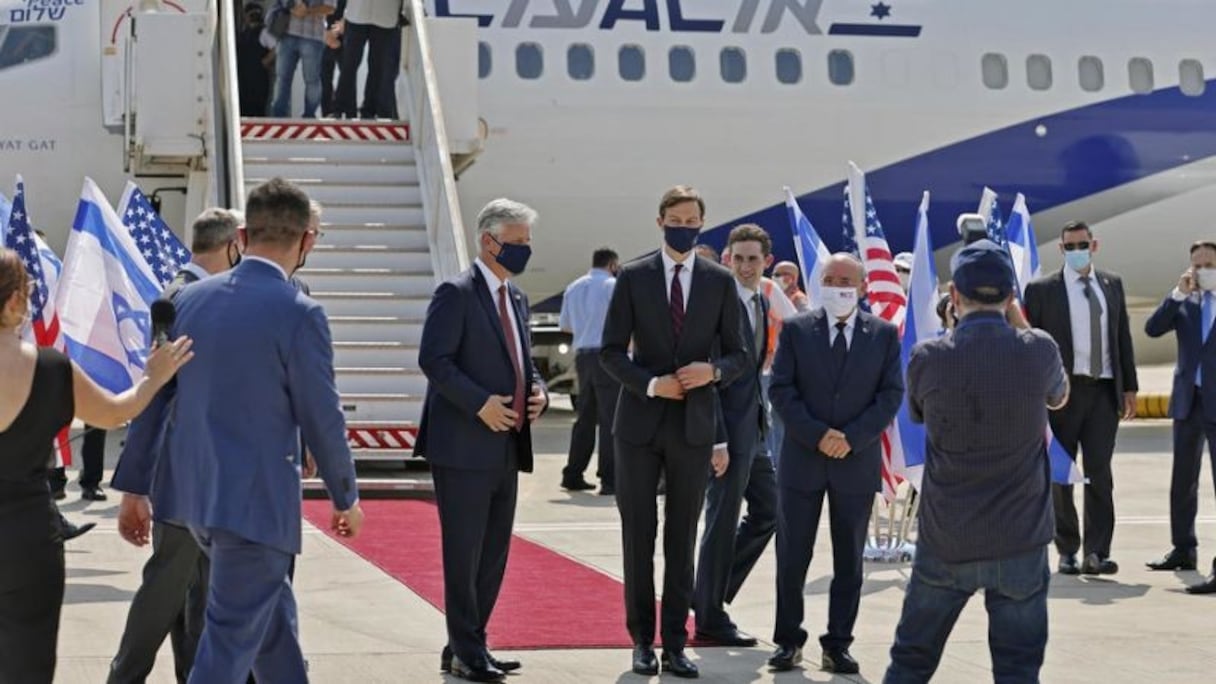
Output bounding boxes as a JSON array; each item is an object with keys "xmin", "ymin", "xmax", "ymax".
[
  {"xmin": 767, "ymin": 253, "xmax": 904, "ymax": 676},
  {"xmin": 416, "ymin": 198, "xmax": 548, "ymax": 683},
  {"xmin": 1144, "ymin": 240, "xmax": 1216, "ymax": 593},
  {"xmin": 113, "ymin": 178, "xmax": 363, "ymax": 683}
]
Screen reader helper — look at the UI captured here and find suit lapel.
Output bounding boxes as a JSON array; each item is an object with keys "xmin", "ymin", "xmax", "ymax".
[
  {"xmin": 649, "ymin": 253, "xmax": 677, "ymax": 352},
  {"xmin": 472, "ymin": 266, "xmax": 515, "ymax": 369},
  {"xmin": 839, "ymin": 313, "xmax": 873, "ymax": 383},
  {"xmin": 508, "ymin": 283, "xmax": 529, "ymax": 383},
  {"xmin": 1097, "ymin": 272, "xmax": 1119, "ymax": 358},
  {"xmin": 1054, "ymin": 271, "xmax": 1074, "ymax": 354}
]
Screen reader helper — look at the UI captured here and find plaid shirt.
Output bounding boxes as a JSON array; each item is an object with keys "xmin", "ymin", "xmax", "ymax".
[{"xmin": 281, "ymin": 0, "xmax": 329, "ymax": 42}]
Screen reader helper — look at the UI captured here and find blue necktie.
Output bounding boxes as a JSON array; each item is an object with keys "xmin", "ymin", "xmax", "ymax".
[{"xmin": 1199, "ymin": 293, "xmax": 1212, "ymax": 386}]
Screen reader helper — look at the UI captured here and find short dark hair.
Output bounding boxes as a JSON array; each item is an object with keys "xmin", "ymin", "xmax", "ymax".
[
  {"xmin": 726, "ymin": 223, "xmax": 773, "ymax": 256},
  {"xmin": 1060, "ymin": 220, "xmax": 1092, "ymax": 240},
  {"xmin": 592, "ymin": 247, "xmax": 618, "ymax": 268},
  {"xmin": 191, "ymin": 208, "xmax": 241, "ymax": 253},
  {"xmin": 1190, "ymin": 240, "xmax": 1216, "ymax": 255},
  {"xmin": 244, "ymin": 178, "xmax": 311, "ymax": 248},
  {"xmin": 658, "ymin": 185, "xmax": 705, "ymax": 220}
]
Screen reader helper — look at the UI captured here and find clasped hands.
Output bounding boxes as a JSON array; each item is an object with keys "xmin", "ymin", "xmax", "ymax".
[
  {"xmin": 653, "ymin": 362, "xmax": 716, "ymax": 400},
  {"xmin": 478, "ymin": 385, "xmax": 546, "ymax": 432},
  {"xmin": 818, "ymin": 429, "xmax": 852, "ymax": 459}
]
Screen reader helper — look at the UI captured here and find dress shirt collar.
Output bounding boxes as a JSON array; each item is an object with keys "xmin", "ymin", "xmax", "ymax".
[
  {"xmin": 736, "ymin": 279, "xmax": 760, "ymax": 301},
  {"xmin": 242, "ymin": 256, "xmax": 288, "ymax": 280},
  {"xmin": 660, "ymin": 247, "xmax": 695, "ymax": 275},
  {"xmin": 1064, "ymin": 264, "xmax": 1098, "ymax": 286},
  {"xmin": 830, "ymin": 308, "xmax": 859, "ymax": 332},
  {"xmin": 475, "ymin": 257, "xmax": 510, "ymax": 294},
  {"xmin": 589, "ymin": 267, "xmax": 614, "ymax": 280}
]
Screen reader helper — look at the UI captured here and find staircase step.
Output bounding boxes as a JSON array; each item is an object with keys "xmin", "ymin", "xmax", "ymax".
[
  {"xmin": 304, "ymin": 477, "xmax": 432, "ymax": 494},
  {"xmin": 336, "ymin": 367, "xmax": 428, "ymax": 395},
  {"xmin": 334, "ymin": 342, "xmax": 419, "ymax": 367},
  {"xmin": 321, "ymin": 204, "xmax": 424, "ymax": 226},
  {"xmin": 329, "ymin": 317, "xmax": 424, "ymax": 344},
  {"xmin": 296, "ymin": 268, "xmax": 436, "ymax": 296},
  {"xmin": 319, "ymin": 224, "xmax": 429, "ymax": 250},
  {"xmin": 339, "ymin": 393, "xmax": 423, "ymax": 423},
  {"xmin": 243, "ymin": 139, "xmax": 414, "ymax": 164},
  {"xmin": 310, "ymin": 245, "xmax": 433, "ymax": 271},
  {"xmin": 315, "ymin": 293, "xmax": 433, "ymax": 317},
  {"xmin": 247, "ymin": 182, "xmax": 422, "ymax": 206},
  {"xmin": 245, "ymin": 161, "xmax": 419, "ymax": 185}
]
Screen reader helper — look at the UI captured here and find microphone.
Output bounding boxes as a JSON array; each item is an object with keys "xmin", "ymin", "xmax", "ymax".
[{"xmin": 150, "ymin": 299, "xmax": 176, "ymax": 348}]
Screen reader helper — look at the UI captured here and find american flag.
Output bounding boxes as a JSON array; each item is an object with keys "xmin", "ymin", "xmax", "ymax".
[
  {"xmin": 845, "ymin": 163, "xmax": 909, "ymax": 503},
  {"xmin": 5, "ymin": 177, "xmax": 72, "ymax": 466},
  {"xmin": 840, "ymin": 185, "xmax": 861, "ymax": 256},
  {"xmin": 118, "ymin": 183, "xmax": 190, "ymax": 287}
]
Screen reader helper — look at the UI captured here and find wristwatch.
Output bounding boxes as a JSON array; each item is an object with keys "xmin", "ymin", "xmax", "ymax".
[{"xmin": 713, "ymin": 366, "xmax": 722, "ymax": 383}]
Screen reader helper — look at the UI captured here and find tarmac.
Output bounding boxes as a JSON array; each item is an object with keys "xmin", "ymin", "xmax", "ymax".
[{"xmin": 52, "ymin": 366, "xmax": 1216, "ymax": 683}]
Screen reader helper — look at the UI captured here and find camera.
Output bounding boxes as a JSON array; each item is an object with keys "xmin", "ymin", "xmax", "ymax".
[{"xmin": 957, "ymin": 213, "xmax": 989, "ymax": 245}]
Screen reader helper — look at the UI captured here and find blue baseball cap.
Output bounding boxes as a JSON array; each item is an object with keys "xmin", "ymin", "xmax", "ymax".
[{"xmin": 950, "ymin": 239, "xmax": 1016, "ymax": 304}]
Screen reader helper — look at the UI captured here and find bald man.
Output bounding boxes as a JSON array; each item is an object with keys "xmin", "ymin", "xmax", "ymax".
[
  {"xmin": 767, "ymin": 254, "xmax": 904, "ymax": 675},
  {"xmin": 773, "ymin": 261, "xmax": 811, "ymax": 312}
]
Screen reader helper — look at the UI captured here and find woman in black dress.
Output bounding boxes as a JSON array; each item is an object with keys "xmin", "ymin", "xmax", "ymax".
[{"xmin": 0, "ymin": 249, "xmax": 193, "ymax": 683}]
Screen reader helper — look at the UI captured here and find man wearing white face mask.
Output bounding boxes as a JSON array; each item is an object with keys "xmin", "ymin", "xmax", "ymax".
[
  {"xmin": 1025, "ymin": 221, "xmax": 1139, "ymax": 577},
  {"xmin": 1144, "ymin": 240, "xmax": 1216, "ymax": 592},
  {"xmin": 767, "ymin": 254, "xmax": 904, "ymax": 676}
]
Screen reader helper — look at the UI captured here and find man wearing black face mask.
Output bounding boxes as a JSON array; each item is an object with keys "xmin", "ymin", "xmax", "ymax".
[
  {"xmin": 601, "ymin": 185, "xmax": 748, "ymax": 678},
  {"xmin": 416, "ymin": 198, "xmax": 548, "ymax": 683}
]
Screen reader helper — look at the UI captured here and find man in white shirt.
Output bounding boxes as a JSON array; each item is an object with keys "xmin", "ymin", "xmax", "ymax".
[{"xmin": 334, "ymin": 0, "xmax": 403, "ymax": 119}]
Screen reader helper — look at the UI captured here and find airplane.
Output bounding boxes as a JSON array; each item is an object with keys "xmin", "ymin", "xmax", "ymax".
[{"xmin": 1, "ymin": 0, "xmax": 1212, "ymax": 372}]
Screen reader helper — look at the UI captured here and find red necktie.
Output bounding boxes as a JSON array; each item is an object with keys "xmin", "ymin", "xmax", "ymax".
[
  {"xmin": 498, "ymin": 285, "xmax": 526, "ymax": 430},
  {"xmin": 670, "ymin": 264, "xmax": 685, "ymax": 340}
]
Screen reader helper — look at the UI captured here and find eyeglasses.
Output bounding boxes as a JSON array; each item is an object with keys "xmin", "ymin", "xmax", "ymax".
[{"xmin": 1062, "ymin": 241, "xmax": 1091, "ymax": 251}]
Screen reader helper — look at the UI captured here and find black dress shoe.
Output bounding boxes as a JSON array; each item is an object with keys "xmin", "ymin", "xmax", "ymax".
[
  {"xmin": 1081, "ymin": 553, "xmax": 1119, "ymax": 575},
  {"xmin": 81, "ymin": 485, "xmax": 107, "ymax": 502},
  {"xmin": 1186, "ymin": 574, "xmax": 1216, "ymax": 595},
  {"xmin": 450, "ymin": 656, "xmax": 504, "ymax": 682},
  {"xmin": 598, "ymin": 486, "xmax": 615, "ymax": 496},
  {"xmin": 441, "ymin": 645, "xmax": 452, "ymax": 672},
  {"xmin": 694, "ymin": 628, "xmax": 758, "ymax": 647},
  {"xmin": 1058, "ymin": 554, "xmax": 1081, "ymax": 575},
  {"xmin": 822, "ymin": 648, "xmax": 860, "ymax": 674},
  {"xmin": 661, "ymin": 649, "xmax": 699, "ymax": 678},
  {"xmin": 52, "ymin": 488, "xmax": 66, "ymax": 501},
  {"xmin": 486, "ymin": 653, "xmax": 521, "ymax": 672},
  {"xmin": 61, "ymin": 518, "xmax": 96, "ymax": 542},
  {"xmin": 632, "ymin": 645, "xmax": 659, "ymax": 676},
  {"xmin": 561, "ymin": 478, "xmax": 596, "ymax": 492},
  {"xmin": 767, "ymin": 645, "xmax": 802, "ymax": 672},
  {"xmin": 1146, "ymin": 548, "xmax": 1198, "ymax": 571}
]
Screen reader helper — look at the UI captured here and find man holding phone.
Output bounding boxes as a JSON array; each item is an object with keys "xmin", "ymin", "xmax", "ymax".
[{"xmin": 1144, "ymin": 240, "xmax": 1216, "ymax": 593}]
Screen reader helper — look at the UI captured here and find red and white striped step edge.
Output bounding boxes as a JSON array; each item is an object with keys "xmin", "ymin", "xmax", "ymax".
[
  {"xmin": 348, "ymin": 425, "xmax": 417, "ymax": 450},
  {"xmin": 241, "ymin": 119, "xmax": 410, "ymax": 142}
]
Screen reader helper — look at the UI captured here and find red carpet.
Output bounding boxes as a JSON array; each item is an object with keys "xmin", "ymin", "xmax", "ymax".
[{"xmin": 303, "ymin": 499, "xmax": 703, "ymax": 650}]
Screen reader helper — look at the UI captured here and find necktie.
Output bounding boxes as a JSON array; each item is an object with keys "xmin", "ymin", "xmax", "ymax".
[
  {"xmin": 751, "ymin": 293, "xmax": 765, "ymax": 361},
  {"xmin": 497, "ymin": 284, "xmax": 526, "ymax": 431},
  {"xmin": 1204, "ymin": 292, "xmax": 1214, "ymax": 343},
  {"xmin": 1080, "ymin": 276, "xmax": 1103, "ymax": 378},
  {"xmin": 832, "ymin": 321, "xmax": 848, "ymax": 369},
  {"xmin": 670, "ymin": 264, "xmax": 685, "ymax": 341}
]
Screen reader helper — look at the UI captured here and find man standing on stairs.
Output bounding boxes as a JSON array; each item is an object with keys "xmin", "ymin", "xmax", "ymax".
[
  {"xmin": 1143, "ymin": 240, "xmax": 1216, "ymax": 594},
  {"xmin": 334, "ymin": 0, "xmax": 404, "ymax": 120},
  {"xmin": 269, "ymin": 0, "xmax": 335, "ymax": 119},
  {"xmin": 1025, "ymin": 221, "xmax": 1138, "ymax": 577},
  {"xmin": 417, "ymin": 198, "xmax": 549, "ymax": 683},
  {"xmin": 559, "ymin": 247, "xmax": 621, "ymax": 496}
]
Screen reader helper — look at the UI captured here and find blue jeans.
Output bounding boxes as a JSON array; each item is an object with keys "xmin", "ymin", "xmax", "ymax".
[
  {"xmin": 761, "ymin": 373, "xmax": 784, "ymax": 469},
  {"xmin": 885, "ymin": 545, "xmax": 1049, "ymax": 684},
  {"xmin": 272, "ymin": 35, "xmax": 324, "ymax": 118}
]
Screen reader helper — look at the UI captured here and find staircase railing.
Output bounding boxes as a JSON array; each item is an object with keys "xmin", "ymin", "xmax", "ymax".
[
  {"xmin": 212, "ymin": 0, "xmax": 246, "ymax": 211},
  {"xmin": 403, "ymin": 0, "xmax": 470, "ymax": 282}
]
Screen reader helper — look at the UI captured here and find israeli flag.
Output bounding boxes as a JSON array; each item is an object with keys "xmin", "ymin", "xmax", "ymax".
[
  {"xmin": 784, "ymin": 186, "xmax": 832, "ymax": 308},
  {"xmin": 56, "ymin": 178, "xmax": 163, "ymax": 393},
  {"xmin": 895, "ymin": 192, "xmax": 937, "ymax": 490}
]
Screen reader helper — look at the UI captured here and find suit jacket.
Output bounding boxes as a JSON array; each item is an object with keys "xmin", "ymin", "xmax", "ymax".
[
  {"xmin": 1145, "ymin": 292, "xmax": 1216, "ymax": 421},
  {"xmin": 112, "ymin": 259, "xmax": 358, "ymax": 555},
  {"xmin": 600, "ymin": 252, "xmax": 748, "ymax": 447},
  {"xmin": 717, "ymin": 291, "xmax": 769, "ymax": 459},
  {"xmin": 768, "ymin": 309, "xmax": 904, "ymax": 494},
  {"xmin": 1024, "ymin": 269, "xmax": 1139, "ymax": 407},
  {"xmin": 414, "ymin": 264, "xmax": 544, "ymax": 472}
]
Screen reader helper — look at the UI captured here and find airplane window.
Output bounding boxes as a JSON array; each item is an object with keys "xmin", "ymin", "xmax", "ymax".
[
  {"xmin": 0, "ymin": 25, "xmax": 56, "ymax": 71},
  {"xmin": 1129, "ymin": 57, "xmax": 1154, "ymax": 94},
  {"xmin": 477, "ymin": 42, "xmax": 491, "ymax": 79},
  {"xmin": 516, "ymin": 43, "xmax": 542, "ymax": 79},
  {"xmin": 1078, "ymin": 56, "xmax": 1104, "ymax": 92},
  {"xmin": 981, "ymin": 53, "xmax": 1008, "ymax": 89},
  {"xmin": 1180, "ymin": 59, "xmax": 1205, "ymax": 96},
  {"xmin": 721, "ymin": 47, "xmax": 747, "ymax": 83},
  {"xmin": 568, "ymin": 44, "xmax": 594, "ymax": 81},
  {"xmin": 669, "ymin": 46, "xmax": 695, "ymax": 83},
  {"xmin": 1026, "ymin": 54, "xmax": 1052, "ymax": 91},
  {"xmin": 619, "ymin": 45, "xmax": 645, "ymax": 81},
  {"xmin": 775, "ymin": 49, "xmax": 802, "ymax": 85},
  {"xmin": 828, "ymin": 50, "xmax": 854, "ymax": 86}
]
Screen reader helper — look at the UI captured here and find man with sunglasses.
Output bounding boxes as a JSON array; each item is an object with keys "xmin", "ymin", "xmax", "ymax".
[{"xmin": 1025, "ymin": 221, "xmax": 1139, "ymax": 576}]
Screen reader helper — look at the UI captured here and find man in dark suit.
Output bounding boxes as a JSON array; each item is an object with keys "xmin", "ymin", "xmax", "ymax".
[
  {"xmin": 1024, "ymin": 221, "xmax": 1138, "ymax": 576},
  {"xmin": 601, "ymin": 185, "xmax": 748, "ymax": 679},
  {"xmin": 416, "ymin": 198, "xmax": 548, "ymax": 683},
  {"xmin": 693, "ymin": 224, "xmax": 778, "ymax": 647},
  {"xmin": 1144, "ymin": 240, "xmax": 1216, "ymax": 593},
  {"xmin": 767, "ymin": 254, "xmax": 904, "ymax": 676},
  {"xmin": 110, "ymin": 208, "xmax": 243, "ymax": 684}
]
